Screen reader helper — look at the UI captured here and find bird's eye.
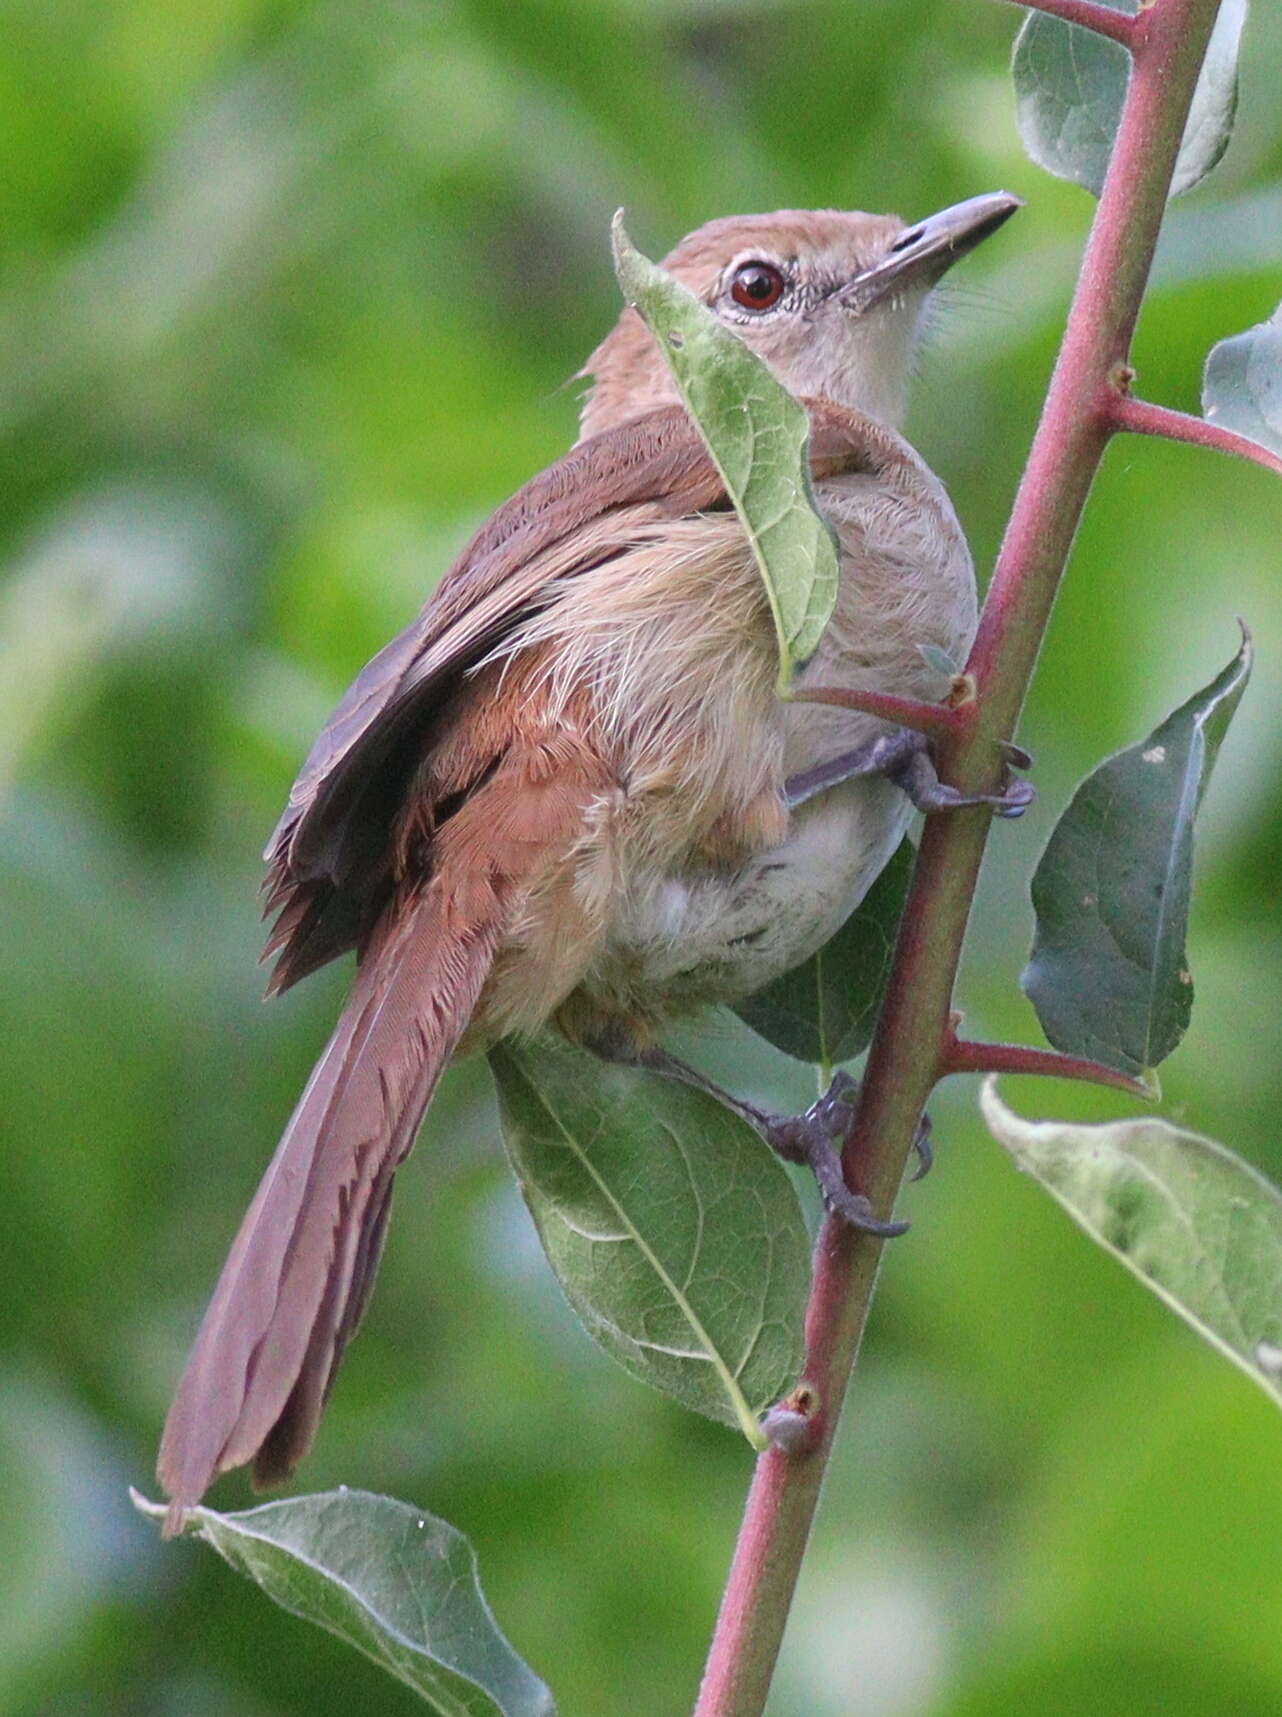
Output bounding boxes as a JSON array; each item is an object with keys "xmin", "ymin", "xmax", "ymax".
[{"xmin": 729, "ymin": 261, "xmax": 786, "ymax": 311}]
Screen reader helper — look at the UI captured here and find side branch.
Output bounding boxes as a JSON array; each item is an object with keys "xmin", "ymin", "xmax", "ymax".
[
  {"xmin": 994, "ymin": 0, "xmax": 1136, "ymax": 46},
  {"xmin": 941, "ymin": 1034, "xmax": 1154, "ymax": 1098},
  {"xmin": 789, "ymin": 685, "xmax": 967, "ymax": 739},
  {"xmin": 1109, "ymin": 394, "xmax": 1282, "ymax": 479}
]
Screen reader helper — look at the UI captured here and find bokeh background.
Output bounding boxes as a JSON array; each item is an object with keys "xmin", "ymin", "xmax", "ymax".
[{"xmin": 3, "ymin": 2, "xmax": 1282, "ymax": 1712}]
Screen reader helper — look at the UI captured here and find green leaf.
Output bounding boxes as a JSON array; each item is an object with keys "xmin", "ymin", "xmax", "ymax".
[
  {"xmin": 980, "ymin": 1081, "xmax": 1282, "ymax": 1412},
  {"xmin": 1173, "ymin": 0, "xmax": 1248, "ymax": 196},
  {"xmin": 131, "ymin": 1489, "xmax": 555, "ymax": 1717},
  {"xmin": 1023, "ymin": 630, "xmax": 1251, "ymax": 1078},
  {"xmin": 610, "ymin": 213, "xmax": 840, "ymax": 691},
  {"xmin": 489, "ymin": 1035, "xmax": 810, "ymax": 1445},
  {"xmin": 1012, "ymin": 6, "xmax": 1129, "ymax": 198},
  {"xmin": 1012, "ymin": 0, "xmax": 1247, "ymax": 199},
  {"xmin": 1203, "ymin": 298, "xmax": 1282, "ymax": 459},
  {"xmin": 735, "ymin": 837, "xmax": 914, "ymax": 1067}
]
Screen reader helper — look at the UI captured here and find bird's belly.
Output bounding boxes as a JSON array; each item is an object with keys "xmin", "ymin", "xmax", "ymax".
[{"xmin": 589, "ymin": 776, "xmax": 911, "ymax": 1018}]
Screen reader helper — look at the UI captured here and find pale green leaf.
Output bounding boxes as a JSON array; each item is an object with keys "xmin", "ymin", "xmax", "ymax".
[
  {"xmin": 490, "ymin": 1035, "xmax": 810, "ymax": 1446},
  {"xmin": 981, "ymin": 1081, "xmax": 1282, "ymax": 1411},
  {"xmin": 1203, "ymin": 299, "xmax": 1282, "ymax": 459},
  {"xmin": 1012, "ymin": 0, "xmax": 1247, "ymax": 199},
  {"xmin": 611, "ymin": 213, "xmax": 840, "ymax": 689},
  {"xmin": 1023, "ymin": 631, "xmax": 1251, "ymax": 1077},
  {"xmin": 131, "ymin": 1488, "xmax": 555, "ymax": 1717}
]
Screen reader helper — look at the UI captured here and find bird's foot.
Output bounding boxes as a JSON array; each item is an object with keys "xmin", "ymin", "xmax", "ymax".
[
  {"xmin": 762, "ymin": 1070, "xmax": 930, "ymax": 1236},
  {"xmin": 890, "ymin": 743, "xmax": 1034, "ymax": 819},
  {"xmin": 615, "ymin": 1051, "xmax": 928, "ymax": 1238},
  {"xmin": 784, "ymin": 730, "xmax": 1034, "ymax": 820}
]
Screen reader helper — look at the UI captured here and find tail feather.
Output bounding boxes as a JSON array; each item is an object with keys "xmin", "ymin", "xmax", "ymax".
[
  {"xmin": 156, "ymin": 881, "xmax": 502, "ymax": 1525},
  {"xmin": 158, "ymin": 732, "xmax": 611, "ymax": 1528}
]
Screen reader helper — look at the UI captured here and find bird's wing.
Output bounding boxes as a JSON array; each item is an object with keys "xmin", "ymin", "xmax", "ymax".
[{"xmin": 262, "ymin": 399, "xmax": 875, "ymax": 988}]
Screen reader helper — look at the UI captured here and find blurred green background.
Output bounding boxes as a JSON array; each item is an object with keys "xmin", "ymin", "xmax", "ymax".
[{"xmin": 3, "ymin": 1, "xmax": 1281, "ymax": 1712}]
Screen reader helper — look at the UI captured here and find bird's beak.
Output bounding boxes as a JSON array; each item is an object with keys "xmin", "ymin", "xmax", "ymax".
[{"xmin": 836, "ymin": 191, "xmax": 1023, "ymax": 312}]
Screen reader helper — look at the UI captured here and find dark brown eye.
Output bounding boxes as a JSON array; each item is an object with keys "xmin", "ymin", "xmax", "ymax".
[{"xmin": 729, "ymin": 261, "xmax": 785, "ymax": 311}]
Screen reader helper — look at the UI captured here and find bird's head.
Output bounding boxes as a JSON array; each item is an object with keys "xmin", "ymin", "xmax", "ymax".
[{"xmin": 579, "ymin": 193, "xmax": 1021, "ymax": 440}]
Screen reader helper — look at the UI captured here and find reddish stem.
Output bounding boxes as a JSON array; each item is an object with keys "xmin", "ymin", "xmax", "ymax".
[
  {"xmin": 1109, "ymin": 394, "xmax": 1282, "ymax": 479},
  {"xmin": 789, "ymin": 684, "xmax": 967, "ymax": 738},
  {"xmin": 996, "ymin": 0, "xmax": 1137, "ymax": 46},
  {"xmin": 942, "ymin": 1035, "xmax": 1154, "ymax": 1098},
  {"xmin": 693, "ymin": 3, "xmax": 1226, "ymax": 1714}
]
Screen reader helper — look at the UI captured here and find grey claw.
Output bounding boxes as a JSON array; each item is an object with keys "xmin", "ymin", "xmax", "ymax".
[
  {"xmin": 994, "ymin": 778, "xmax": 1036, "ymax": 819},
  {"xmin": 824, "ymin": 1185, "xmax": 910, "ymax": 1238},
  {"xmin": 806, "ymin": 1068, "xmax": 859, "ymax": 1134},
  {"xmin": 910, "ymin": 1113, "xmax": 934, "ymax": 1182},
  {"xmin": 998, "ymin": 739, "xmax": 1034, "ymax": 770}
]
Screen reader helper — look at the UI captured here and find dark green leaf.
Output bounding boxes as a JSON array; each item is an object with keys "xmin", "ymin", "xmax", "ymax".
[
  {"xmin": 1203, "ymin": 299, "xmax": 1282, "ymax": 458},
  {"xmin": 1012, "ymin": 0, "xmax": 1246, "ymax": 198},
  {"xmin": 489, "ymin": 1036, "xmax": 810, "ymax": 1445},
  {"xmin": 981, "ymin": 1082, "xmax": 1282, "ymax": 1410},
  {"xmin": 611, "ymin": 214, "xmax": 840, "ymax": 689},
  {"xmin": 131, "ymin": 1489, "xmax": 555, "ymax": 1717},
  {"xmin": 735, "ymin": 837, "xmax": 914, "ymax": 1067},
  {"xmin": 1023, "ymin": 631, "xmax": 1252, "ymax": 1077}
]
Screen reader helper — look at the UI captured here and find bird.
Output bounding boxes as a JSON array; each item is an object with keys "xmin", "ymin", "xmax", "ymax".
[{"xmin": 157, "ymin": 191, "xmax": 1022, "ymax": 1521}]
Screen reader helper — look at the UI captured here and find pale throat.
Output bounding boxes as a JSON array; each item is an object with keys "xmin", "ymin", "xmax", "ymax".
[{"xmin": 764, "ymin": 310, "xmax": 924, "ymax": 431}]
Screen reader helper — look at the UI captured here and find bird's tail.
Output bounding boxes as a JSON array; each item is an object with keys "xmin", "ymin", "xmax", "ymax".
[{"xmin": 156, "ymin": 872, "xmax": 503, "ymax": 1530}]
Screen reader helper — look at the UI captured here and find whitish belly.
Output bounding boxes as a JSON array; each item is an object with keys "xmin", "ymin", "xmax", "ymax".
[{"xmin": 590, "ymin": 776, "xmax": 911, "ymax": 1017}]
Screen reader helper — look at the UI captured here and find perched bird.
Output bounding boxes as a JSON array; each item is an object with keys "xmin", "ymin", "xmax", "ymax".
[{"xmin": 158, "ymin": 192, "xmax": 1021, "ymax": 1519}]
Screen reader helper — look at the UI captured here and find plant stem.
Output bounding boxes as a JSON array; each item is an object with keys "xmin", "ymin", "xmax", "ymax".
[
  {"xmin": 1109, "ymin": 394, "xmax": 1282, "ymax": 479},
  {"xmin": 995, "ymin": 0, "xmax": 1137, "ymax": 47},
  {"xmin": 692, "ymin": 2, "xmax": 1226, "ymax": 1712}
]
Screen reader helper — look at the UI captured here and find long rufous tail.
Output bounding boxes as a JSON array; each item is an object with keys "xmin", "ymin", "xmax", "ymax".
[
  {"xmin": 156, "ymin": 875, "xmax": 503, "ymax": 1529},
  {"xmin": 157, "ymin": 727, "xmax": 611, "ymax": 1529}
]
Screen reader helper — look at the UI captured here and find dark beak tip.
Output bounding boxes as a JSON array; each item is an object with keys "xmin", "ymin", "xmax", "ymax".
[
  {"xmin": 990, "ymin": 189, "xmax": 1026, "ymax": 219},
  {"xmin": 840, "ymin": 188, "xmax": 1024, "ymax": 311},
  {"xmin": 964, "ymin": 191, "xmax": 1025, "ymax": 236}
]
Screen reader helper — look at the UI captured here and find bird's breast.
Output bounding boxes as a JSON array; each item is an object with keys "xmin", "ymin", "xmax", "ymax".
[
  {"xmin": 583, "ymin": 775, "xmax": 911, "ymax": 1018},
  {"xmin": 570, "ymin": 438, "xmax": 977, "ymax": 1027}
]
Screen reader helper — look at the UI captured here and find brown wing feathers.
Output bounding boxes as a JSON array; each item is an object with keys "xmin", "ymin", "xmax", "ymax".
[{"xmin": 258, "ymin": 402, "xmax": 871, "ymax": 996}]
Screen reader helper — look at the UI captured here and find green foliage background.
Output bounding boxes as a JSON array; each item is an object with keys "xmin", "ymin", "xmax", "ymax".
[{"xmin": 3, "ymin": 1, "xmax": 1281, "ymax": 1711}]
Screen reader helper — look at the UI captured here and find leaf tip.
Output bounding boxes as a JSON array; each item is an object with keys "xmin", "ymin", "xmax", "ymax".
[
  {"xmin": 130, "ymin": 1485, "xmax": 194, "ymax": 1541},
  {"xmin": 129, "ymin": 1484, "xmax": 163, "ymax": 1523},
  {"xmin": 978, "ymin": 1076, "xmax": 1048, "ymax": 1167},
  {"xmin": 610, "ymin": 210, "xmax": 644, "ymax": 303}
]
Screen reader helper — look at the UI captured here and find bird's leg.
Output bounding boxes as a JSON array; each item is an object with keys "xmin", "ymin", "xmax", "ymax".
[
  {"xmin": 784, "ymin": 729, "xmax": 922, "ymax": 808},
  {"xmin": 785, "ymin": 729, "xmax": 1034, "ymax": 819},
  {"xmin": 631, "ymin": 1049, "xmax": 925, "ymax": 1237}
]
